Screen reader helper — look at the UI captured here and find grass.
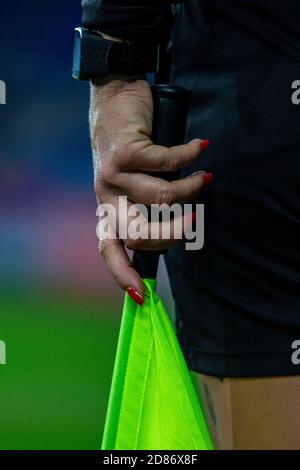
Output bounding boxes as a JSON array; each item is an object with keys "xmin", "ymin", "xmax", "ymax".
[{"xmin": 0, "ymin": 287, "xmax": 120, "ymax": 449}]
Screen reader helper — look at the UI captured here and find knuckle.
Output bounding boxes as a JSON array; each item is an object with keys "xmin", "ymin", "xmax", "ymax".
[
  {"xmin": 166, "ymin": 154, "xmax": 180, "ymax": 172},
  {"xmin": 100, "ymin": 161, "xmax": 116, "ymax": 185},
  {"xmin": 111, "ymin": 268, "xmax": 124, "ymax": 287},
  {"xmin": 112, "ymin": 142, "xmax": 132, "ymax": 168},
  {"xmin": 94, "ymin": 176, "xmax": 107, "ymax": 201},
  {"xmin": 156, "ymin": 185, "xmax": 175, "ymax": 206}
]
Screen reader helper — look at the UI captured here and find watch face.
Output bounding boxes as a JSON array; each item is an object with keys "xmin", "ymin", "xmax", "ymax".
[{"xmin": 72, "ymin": 28, "xmax": 82, "ymax": 79}]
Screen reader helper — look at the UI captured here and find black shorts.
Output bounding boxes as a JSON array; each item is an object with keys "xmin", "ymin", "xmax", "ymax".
[{"xmin": 165, "ymin": 1, "xmax": 300, "ymax": 378}]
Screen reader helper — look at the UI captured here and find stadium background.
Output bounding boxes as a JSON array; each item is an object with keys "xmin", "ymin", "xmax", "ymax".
[{"xmin": 0, "ymin": 0, "xmax": 124, "ymax": 449}]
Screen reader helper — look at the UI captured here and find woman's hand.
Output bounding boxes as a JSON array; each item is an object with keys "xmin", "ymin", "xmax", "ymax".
[{"xmin": 90, "ymin": 76, "xmax": 210, "ymax": 304}]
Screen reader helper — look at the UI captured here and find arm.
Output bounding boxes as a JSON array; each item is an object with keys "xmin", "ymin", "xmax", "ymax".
[{"xmin": 84, "ymin": 1, "xmax": 211, "ymax": 304}]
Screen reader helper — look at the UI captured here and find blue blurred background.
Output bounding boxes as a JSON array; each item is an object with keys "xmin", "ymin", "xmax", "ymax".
[{"xmin": 0, "ymin": 0, "xmax": 124, "ymax": 449}]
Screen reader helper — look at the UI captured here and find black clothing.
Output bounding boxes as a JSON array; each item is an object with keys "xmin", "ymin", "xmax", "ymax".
[
  {"xmin": 82, "ymin": 1, "xmax": 300, "ymax": 377},
  {"xmin": 82, "ymin": 0, "xmax": 174, "ymax": 42}
]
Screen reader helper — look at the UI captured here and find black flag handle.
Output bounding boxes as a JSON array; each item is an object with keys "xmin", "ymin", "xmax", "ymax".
[{"xmin": 132, "ymin": 84, "xmax": 191, "ymax": 279}]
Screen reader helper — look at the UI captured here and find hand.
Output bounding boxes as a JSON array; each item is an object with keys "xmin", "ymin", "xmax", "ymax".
[{"xmin": 90, "ymin": 75, "xmax": 211, "ymax": 304}]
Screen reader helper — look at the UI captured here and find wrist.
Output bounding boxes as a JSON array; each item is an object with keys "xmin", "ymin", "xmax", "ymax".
[
  {"xmin": 72, "ymin": 27, "xmax": 159, "ymax": 81},
  {"xmin": 89, "ymin": 35, "xmax": 147, "ymax": 86},
  {"xmin": 91, "ymin": 73, "xmax": 146, "ymax": 88},
  {"xmin": 90, "ymin": 75, "xmax": 150, "ymax": 113}
]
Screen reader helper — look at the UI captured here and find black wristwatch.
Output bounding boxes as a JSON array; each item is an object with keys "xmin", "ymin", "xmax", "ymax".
[{"xmin": 72, "ymin": 27, "xmax": 160, "ymax": 81}]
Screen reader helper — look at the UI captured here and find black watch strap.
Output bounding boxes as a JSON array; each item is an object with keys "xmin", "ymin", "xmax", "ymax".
[
  {"xmin": 107, "ymin": 40, "xmax": 160, "ymax": 75},
  {"xmin": 72, "ymin": 28, "xmax": 160, "ymax": 80}
]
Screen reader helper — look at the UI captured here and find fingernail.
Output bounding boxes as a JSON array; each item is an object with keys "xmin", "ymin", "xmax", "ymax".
[
  {"xmin": 201, "ymin": 139, "xmax": 210, "ymax": 152},
  {"xmin": 127, "ymin": 287, "xmax": 144, "ymax": 306},
  {"xmin": 203, "ymin": 173, "xmax": 214, "ymax": 186}
]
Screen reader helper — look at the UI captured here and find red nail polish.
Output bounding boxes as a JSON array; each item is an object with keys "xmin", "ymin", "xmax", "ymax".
[
  {"xmin": 203, "ymin": 173, "xmax": 214, "ymax": 186},
  {"xmin": 201, "ymin": 139, "xmax": 210, "ymax": 152},
  {"xmin": 127, "ymin": 287, "xmax": 144, "ymax": 306}
]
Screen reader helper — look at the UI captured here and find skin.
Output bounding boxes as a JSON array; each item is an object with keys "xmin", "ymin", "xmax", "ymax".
[
  {"xmin": 197, "ymin": 373, "xmax": 300, "ymax": 450},
  {"xmin": 90, "ymin": 74, "xmax": 209, "ymax": 299}
]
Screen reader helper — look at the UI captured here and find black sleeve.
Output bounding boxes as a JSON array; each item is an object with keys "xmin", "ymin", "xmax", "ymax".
[{"xmin": 81, "ymin": 0, "xmax": 176, "ymax": 42}]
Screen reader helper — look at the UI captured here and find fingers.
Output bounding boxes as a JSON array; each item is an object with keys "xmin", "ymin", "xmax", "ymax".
[
  {"xmin": 95, "ymin": 137, "xmax": 211, "ymax": 205},
  {"xmin": 123, "ymin": 211, "xmax": 196, "ymax": 252},
  {"xmin": 118, "ymin": 138, "xmax": 209, "ymax": 173},
  {"xmin": 95, "ymin": 136, "xmax": 211, "ymax": 297},
  {"xmin": 99, "ymin": 237, "xmax": 144, "ymax": 301},
  {"xmin": 115, "ymin": 170, "xmax": 209, "ymax": 206},
  {"xmin": 108, "ymin": 198, "xmax": 196, "ymax": 252}
]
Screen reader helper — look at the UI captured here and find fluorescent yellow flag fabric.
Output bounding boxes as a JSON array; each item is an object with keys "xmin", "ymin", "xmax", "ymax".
[{"xmin": 101, "ymin": 279, "xmax": 213, "ymax": 450}]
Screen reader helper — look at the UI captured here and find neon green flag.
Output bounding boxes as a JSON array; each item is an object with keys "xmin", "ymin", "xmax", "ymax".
[{"xmin": 101, "ymin": 279, "xmax": 213, "ymax": 450}]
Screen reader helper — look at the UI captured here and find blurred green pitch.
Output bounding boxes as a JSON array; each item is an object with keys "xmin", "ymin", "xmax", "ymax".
[{"xmin": 0, "ymin": 288, "xmax": 119, "ymax": 450}]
